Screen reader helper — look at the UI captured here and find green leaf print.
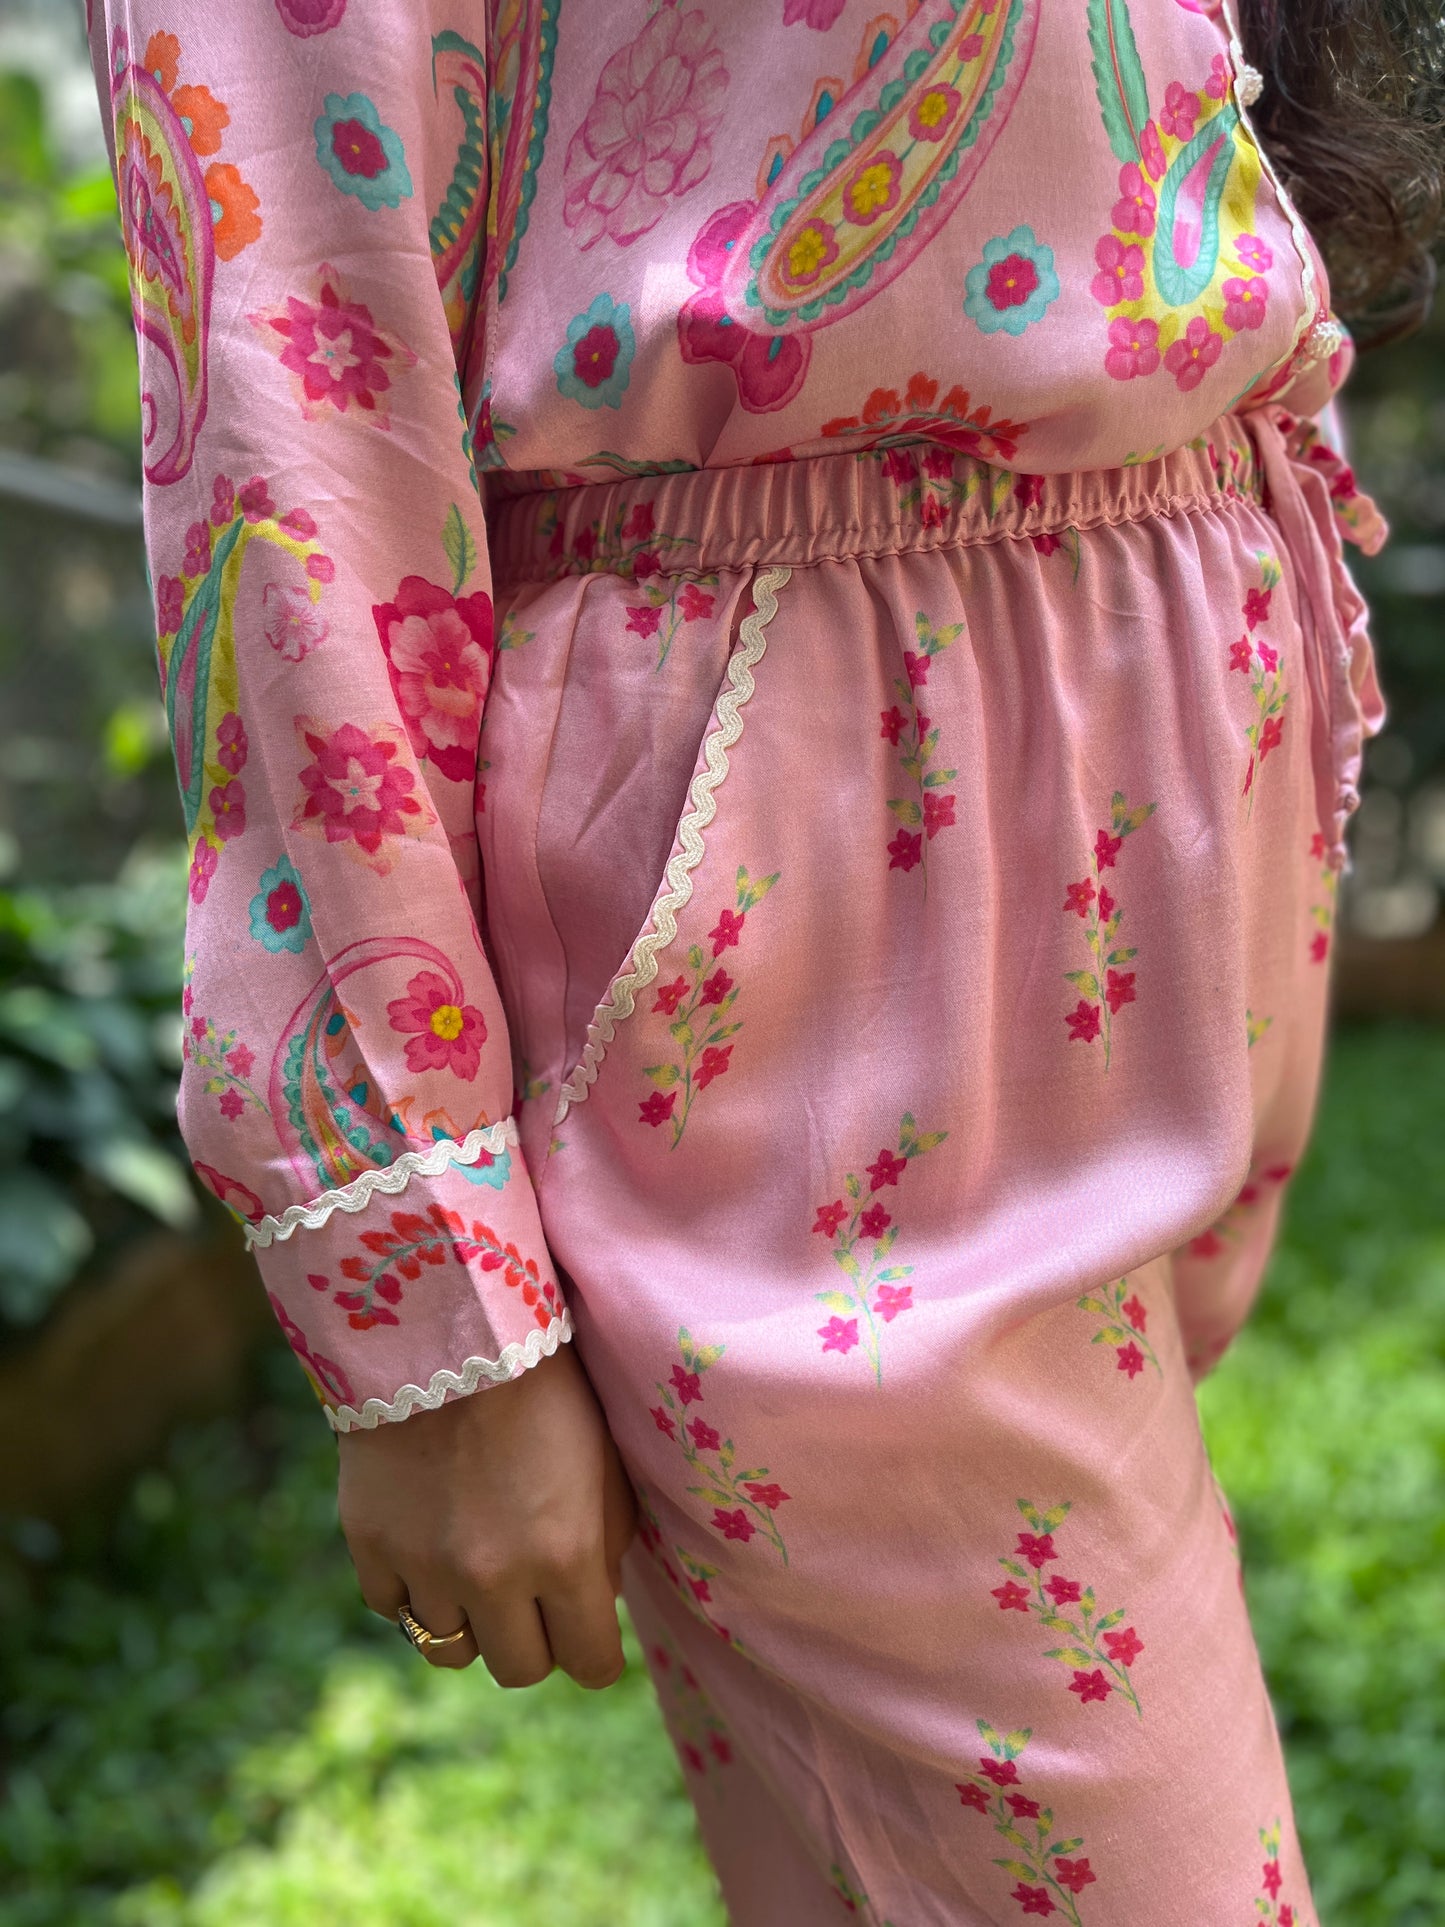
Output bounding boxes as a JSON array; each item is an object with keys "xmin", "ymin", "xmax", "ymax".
[{"xmin": 1087, "ymin": 0, "xmax": 1149, "ymax": 164}]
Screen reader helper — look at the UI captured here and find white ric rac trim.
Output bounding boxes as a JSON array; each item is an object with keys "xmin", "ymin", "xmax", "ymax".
[
  {"xmin": 552, "ymin": 563, "xmax": 793, "ymax": 1126},
  {"xmin": 245, "ymin": 1119, "xmax": 520, "ymax": 1249},
  {"xmin": 326, "ymin": 1310, "xmax": 573, "ymax": 1432}
]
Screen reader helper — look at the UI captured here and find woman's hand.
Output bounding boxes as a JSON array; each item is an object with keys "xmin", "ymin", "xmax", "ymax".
[{"xmin": 336, "ymin": 1342, "xmax": 638, "ymax": 1688}]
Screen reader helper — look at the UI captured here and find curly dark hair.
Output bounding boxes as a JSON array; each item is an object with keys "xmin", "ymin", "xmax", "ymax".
[{"xmin": 1238, "ymin": 0, "xmax": 1445, "ymax": 348}]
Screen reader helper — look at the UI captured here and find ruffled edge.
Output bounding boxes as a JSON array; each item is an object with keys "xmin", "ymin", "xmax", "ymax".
[{"xmin": 326, "ymin": 1309, "xmax": 573, "ymax": 1432}]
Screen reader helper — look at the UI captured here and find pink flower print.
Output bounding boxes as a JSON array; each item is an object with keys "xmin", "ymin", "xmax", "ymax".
[
  {"xmin": 957, "ymin": 1781, "xmax": 991, "ymax": 1810},
  {"xmin": 1259, "ymin": 715, "xmax": 1284, "ymax": 759},
  {"xmin": 909, "ymin": 82, "xmax": 962, "ymax": 142},
  {"xmin": 1065, "ymin": 999, "xmax": 1102, "ymax": 1044},
  {"xmin": 678, "ymin": 201, "xmax": 810, "ymax": 414},
  {"xmin": 712, "ymin": 1507, "xmax": 755, "ymax": 1543},
  {"xmin": 1104, "ymin": 314, "xmax": 1160, "ymax": 381},
  {"xmin": 992, "ymin": 1581, "xmax": 1031, "ymax": 1612},
  {"xmin": 694, "ymin": 1044, "xmax": 733, "ymax": 1089},
  {"xmin": 188, "ymin": 841, "xmax": 218, "ymax": 903},
  {"xmin": 1055, "ymin": 1858, "xmax": 1097, "ymax": 1895},
  {"xmin": 622, "ymin": 502, "xmax": 655, "ymax": 542},
  {"xmin": 979, "ymin": 1758, "xmax": 1020, "ymax": 1788},
  {"xmin": 842, "ymin": 151, "xmax": 903, "ymax": 227},
  {"xmin": 1140, "ymin": 118, "xmax": 1166, "ymax": 179},
  {"xmin": 1006, "ymin": 1792, "xmax": 1041, "ymax": 1819},
  {"xmin": 633, "ymin": 550, "xmax": 661, "ymax": 580},
  {"xmin": 743, "ymin": 1481, "xmax": 789, "ymax": 1510},
  {"xmin": 1244, "ymin": 585, "xmax": 1274, "ymax": 628},
  {"xmin": 219, "ymin": 1087, "xmax": 245, "ymax": 1120},
  {"xmin": 1090, "ymin": 234, "xmax": 1145, "ymax": 306},
  {"xmin": 1012, "ymin": 1883, "xmax": 1055, "ymax": 1915},
  {"xmin": 156, "ymin": 574, "xmax": 185, "ymax": 635},
  {"xmin": 1094, "ymin": 828, "xmax": 1122, "ymax": 869},
  {"xmin": 639, "ymin": 1088, "xmax": 678, "ymax": 1126},
  {"xmin": 1064, "ymin": 878, "xmax": 1095, "ymax": 918},
  {"xmin": 699, "ymin": 968, "xmax": 733, "ymax": 1006},
  {"xmin": 903, "ymin": 649, "xmax": 930, "ymax": 688},
  {"xmin": 1103, "ymin": 1625, "xmax": 1144, "ymax": 1667},
  {"xmin": 238, "ymin": 475, "xmax": 274, "ymax": 520},
  {"xmin": 1230, "ymin": 636, "xmax": 1254, "ymax": 673},
  {"xmin": 386, "ymin": 968, "xmax": 486, "ymax": 1078},
  {"xmin": 880, "ymin": 446, "xmax": 920, "ymax": 486},
  {"xmin": 923, "ymin": 792, "xmax": 956, "ymax": 839},
  {"xmin": 1112, "ymin": 161, "xmax": 1157, "ymax": 237},
  {"xmin": 210, "ymin": 474, "xmax": 235, "ymax": 526},
  {"xmin": 216, "ymin": 712, "xmax": 248, "ymax": 775},
  {"xmin": 1030, "ymin": 531, "xmax": 1061, "ymax": 557},
  {"xmin": 1236, "ymin": 232, "xmax": 1273, "ymax": 273},
  {"xmin": 626, "ymin": 603, "xmax": 663, "ymax": 639},
  {"xmin": 1310, "ymin": 930, "xmax": 1329, "ymax": 963},
  {"xmin": 1015, "ymin": 1532, "xmax": 1057, "ymax": 1569},
  {"xmin": 1160, "ymin": 78, "xmax": 1199, "ymax": 140},
  {"xmin": 1280, "ymin": 1910, "xmax": 1295, "ymax": 1927},
  {"xmin": 1045, "ymin": 1575, "xmax": 1082, "ymax": 1605},
  {"xmin": 373, "ymin": 576, "xmax": 494, "ymax": 784},
  {"xmin": 678, "ymin": 583, "xmax": 714, "ymax": 621},
  {"xmin": 1257, "ymin": 640, "xmax": 1279, "ymax": 673},
  {"xmin": 858, "ymin": 1204, "xmax": 891, "ymax": 1238},
  {"xmin": 1164, "ymin": 316, "xmax": 1223, "ymax": 392},
  {"xmin": 819, "ymin": 1315, "xmax": 860, "ymax": 1354},
  {"xmin": 653, "ymin": 976, "xmax": 689, "ymax": 1015},
  {"xmin": 709, "ymin": 907, "xmax": 745, "ymax": 955},
  {"xmin": 262, "ymin": 582, "xmax": 329, "ymax": 663},
  {"xmin": 813, "ymin": 1199, "xmax": 848, "ymax": 1236},
  {"xmin": 280, "ymin": 507, "xmax": 318, "ymax": 540},
  {"xmin": 562, "ymin": 8, "xmax": 728, "ymax": 250},
  {"xmin": 183, "ymin": 520, "xmax": 211, "ymax": 577},
  {"xmin": 227, "ymin": 1042, "xmax": 255, "ymax": 1080},
  {"xmin": 922, "ymin": 446, "xmax": 954, "ymax": 482},
  {"xmin": 1069, "ymin": 1668, "xmax": 1113, "ymax": 1704},
  {"xmin": 1076, "ymin": 1276, "xmax": 1164, "ymax": 1381},
  {"xmin": 688, "ymin": 1417, "xmax": 721, "ymax": 1452},
  {"xmin": 1104, "ymin": 968, "xmax": 1135, "ymax": 1014},
  {"xmin": 249, "ymin": 262, "xmax": 416, "ymax": 426},
  {"xmin": 1206, "ymin": 50, "xmax": 1231, "ymax": 99},
  {"xmin": 1223, "ymin": 274, "xmax": 1268, "ymax": 332},
  {"xmin": 874, "ymin": 1283, "xmax": 912, "ymax": 1322},
  {"xmin": 670, "ymin": 1364, "xmax": 703, "ymax": 1405},
  {"xmin": 1122, "ymin": 1293, "xmax": 1146, "ymax": 1330},
  {"xmin": 880, "ymin": 705, "xmax": 908, "ymax": 744},
  {"xmin": 1095, "ymin": 888, "xmax": 1115, "ymax": 927},
  {"xmin": 1117, "ymin": 1341, "xmax": 1146, "ymax": 1378},
  {"xmin": 650, "ymin": 1404, "xmax": 677, "ymax": 1437},
  {"xmin": 888, "ymin": 828, "xmax": 923, "ymax": 871},
  {"xmin": 1262, "ymin": 1861, "xmax": 1283, "ymax": 1899},
  {"xmin": 867, "ymin": 1147, "xmax": 907, "ymax": 1190},
  {"xmin": 208, "ymin": 780, "xmax": 246, "ymax": 841},
  {"xmin": 292, "ymin": 718, "xmax": 432, "ymax": 872}
]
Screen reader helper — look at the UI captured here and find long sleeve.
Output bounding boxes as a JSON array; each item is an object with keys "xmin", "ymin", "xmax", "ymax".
[{"xmin": 87, "ymin": 0, "xmax": 569, "ymax": 1428}]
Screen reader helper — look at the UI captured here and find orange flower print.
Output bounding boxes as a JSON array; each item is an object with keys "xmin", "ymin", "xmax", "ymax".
[
  {"xmin": 648, "ymin": 1329, "xmax": 791, "ymax": 1564},
  {"xmin": 1074, "ymin": 1276, "xmax": 1162, "ymax": 1382},
  {"xmin": 1230, "ymin": 553, "xmax": 1287, "ymax": 812},
  {"xmin": 1061, "ymin": 793, "xmax": 1156, "ymax": 1069},
  {"xmin": 955, "ymin": 1720, "xmax": 1099, "ymax": 1923},
  {"xmin": 992, "ymin": 1501, "xmax": 1146, "ymax": 1719}
]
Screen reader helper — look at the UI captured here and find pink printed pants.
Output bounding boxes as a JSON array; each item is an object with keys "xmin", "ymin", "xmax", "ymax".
[{"xmin": 476, "ymin": 408, "xmax": 1380, "ymax": 1925}]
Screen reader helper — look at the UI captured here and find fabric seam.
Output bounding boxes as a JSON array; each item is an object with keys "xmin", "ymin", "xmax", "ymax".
[{"xmin": 326, "ymin": 1309, "xmax": 573, "ymax": 1431}]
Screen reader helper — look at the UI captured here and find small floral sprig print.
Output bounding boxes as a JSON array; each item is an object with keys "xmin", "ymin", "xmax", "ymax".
[
  {"xmin": 1062, "ymin": 792, "xmax": 1157, "ymax": 1069},
  {"xmin": 812, "ymin": 1112, "xmax": 948, "ymax": 1384},
  {"xmin": 1253, "ymin": 1821, "xmax": 1302, "ymax": 1925},
  {"xmin": 883, "ymin": 611, "xmax": 964, "ymax": 883},
  {"xmin": 1185, "ymin": 1158, "xmax": 1293, "ymax": 1262},
  {"xmin": 648, "ymin": 1328, "xmax": 791, "ymax": 1565},
  {"xmin": 304, "ymin": 1203, "xmax": 561, "ymax": 1333},
  {"xmin": 181, "ymin": 977, "xmax": 268, "ymax": 1124},
  {"xmin": 955, "ymin": 1718, "xmax": 1098, "ymax": 1923},
  {"xmin": 992, "ymin": 1500, "xmax": 1145, "ymax": 1719},
  {"xmin": 1074, "ymin": 1277, "xmax": 1161, "ymax": 1383},
  {"xmin": 1230, "ymin": 552, "xmax": 1287, "ymax": 813},
  {"xmin": 1306, "ymin": 829, "xmax": 1337, "ymax": 963},
  {"xmin": 542, "ymin": 494, "xmax": 699, "ymax": 580},
  {"xmin": 624, "ymin": 571, "xmax": 723, "ymax": 670},
  {"xmin": 648, "ymin": 1633, "xmax": 735, "ymax": 1778},
  {"xmin": 1246, "ymin": 1007, "xmax": 1273, "ymax": 1049},
  {"xmin": 633, "ymin": 1484, "xmax": 740, "ymax": 1649},
  {"xmin": 640, "ymin": 866, "xmax": 779, "ymax": 1148}
]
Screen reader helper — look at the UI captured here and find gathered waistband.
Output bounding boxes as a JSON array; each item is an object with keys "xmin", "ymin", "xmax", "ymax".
[{"xmin": 485, "ymin": 413, "xmax": 1267, "ymax": 586}]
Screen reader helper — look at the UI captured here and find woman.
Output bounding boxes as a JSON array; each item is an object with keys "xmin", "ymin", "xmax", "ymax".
[{"xmin": 88, "ymin": 1, "xmax": 1440, "ymax": 1918}]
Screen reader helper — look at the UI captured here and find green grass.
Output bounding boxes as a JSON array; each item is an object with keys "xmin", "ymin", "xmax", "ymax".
[{"xmin": 1, "ymin": 1022, "xmax": 1441, "ymax": 1925}]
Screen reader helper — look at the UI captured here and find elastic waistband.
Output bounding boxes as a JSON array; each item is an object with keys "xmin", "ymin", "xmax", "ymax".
[{"xmin": 485, "ymin": 413, "xmax": 1265, "ymax": 585}]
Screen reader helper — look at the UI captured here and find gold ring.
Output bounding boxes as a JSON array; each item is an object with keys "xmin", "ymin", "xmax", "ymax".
[{"xmin": 398, "ymin": 1604, "xmax": 469, "ymax": 1652}]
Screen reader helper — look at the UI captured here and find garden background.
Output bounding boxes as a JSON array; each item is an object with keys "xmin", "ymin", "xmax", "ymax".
[{"xmin": 1, "ymin": 5, "xmax": 1442, "ymax": 1922}]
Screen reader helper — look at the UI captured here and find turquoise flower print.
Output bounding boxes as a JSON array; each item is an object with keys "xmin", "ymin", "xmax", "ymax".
[
  {"xmin": 554, "ymin": 294, "xmax": 635, "ymax": 410},
  {"xmin": 963, "ymin": 226, "xmax": 1060, "ymax": 337},
  {"xmin": 249, "ymin": 856, "xmax": 313, "ymax": 954},
  {"xmin": 314, "ymin": 92, "xmax": 413, "ymax": 210}
]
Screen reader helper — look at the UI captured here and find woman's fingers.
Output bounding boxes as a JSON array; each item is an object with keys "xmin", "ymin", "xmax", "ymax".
[
  {"xmin": 539, "ymin": 1564, "xmax": 627, "ymax": 1691},
  {"xmin": 348, "ymin": 1533, "xmax": 408, "ymax": 1621},
  {"xmin": 467, "ymin": 1588, "xmax": 556, "ymax": 1689},
  {"xmin": 404, "ymin": 1574, "xmax": 480, "ymax": 1670}
]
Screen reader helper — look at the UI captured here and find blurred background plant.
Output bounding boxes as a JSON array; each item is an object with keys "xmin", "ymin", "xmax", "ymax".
[{"xmin": 0, "ymin": 4, "xmax": 1440, "ymax": 1924}]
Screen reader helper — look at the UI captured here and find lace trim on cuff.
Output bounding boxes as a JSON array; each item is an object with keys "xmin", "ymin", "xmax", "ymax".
[
  {"xmin": 326, "ymin": 1309, "xmax": 573, "ymax": 1432},
  {"xmin": 245, "ymin": 1119, "xmax": 521, "ymax": 1250}
]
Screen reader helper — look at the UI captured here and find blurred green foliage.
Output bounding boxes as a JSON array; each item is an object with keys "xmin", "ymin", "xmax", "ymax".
[{"xmin": 1, "ymin": 1024, "xmax": 1441, "ymax": 1926}]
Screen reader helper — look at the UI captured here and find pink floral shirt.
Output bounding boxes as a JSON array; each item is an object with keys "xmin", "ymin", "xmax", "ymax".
[{"xmin": 86, "ymin": 0, "xmax": 1369, "ymax": 1426}]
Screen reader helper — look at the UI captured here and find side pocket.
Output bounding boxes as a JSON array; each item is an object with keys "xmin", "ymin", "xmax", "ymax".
[{"xmin": 553, "ymin": 564, "xmax": 792, "ymax": 1125}]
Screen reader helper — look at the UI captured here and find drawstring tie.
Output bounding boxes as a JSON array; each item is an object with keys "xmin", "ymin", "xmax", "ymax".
[{"xmin": 1246, "ymin": 402, "xmax": 1388, "ymax": 874}]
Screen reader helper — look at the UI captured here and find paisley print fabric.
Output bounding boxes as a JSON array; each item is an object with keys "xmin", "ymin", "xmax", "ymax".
[{"xmin": 87, "ymin": 0, "xmax": 1390, "ymax": 1916}]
